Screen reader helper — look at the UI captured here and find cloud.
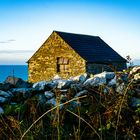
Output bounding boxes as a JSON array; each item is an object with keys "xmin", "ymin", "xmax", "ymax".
[
  {"xmin": 0, "ymin": 39, "xmax": 16, "ymax": 44},
  {"xmin": 0, "ymin": 50, "xmax": 34, "ymax": 64},
  {"xmin": 0, "ymin": 50, "xmax": 34, "ymax": 53},
  {"xmin": 7, "ymin": 39, "xmax": 16, "ymax": 42}
]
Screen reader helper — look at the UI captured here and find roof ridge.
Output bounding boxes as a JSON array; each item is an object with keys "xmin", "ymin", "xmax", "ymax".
[{"xmin": 54, "ymin": 30, "xmax": 99, "ymax": 38}]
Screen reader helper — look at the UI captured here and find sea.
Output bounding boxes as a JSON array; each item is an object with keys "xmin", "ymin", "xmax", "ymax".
[{"xmin": 0, "ymin": 65, "xmax": 28, "ymax": 83}]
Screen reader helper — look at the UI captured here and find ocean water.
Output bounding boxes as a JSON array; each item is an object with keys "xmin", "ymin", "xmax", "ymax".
[{"xmin": 0, "ymin": 65, "xmax": 28, "ymax": 82}]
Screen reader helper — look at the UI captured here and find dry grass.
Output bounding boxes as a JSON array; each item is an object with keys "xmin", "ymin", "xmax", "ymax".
[{"xmin": 0, "ymin": 75, "xmax": 140, "ymax": 140}]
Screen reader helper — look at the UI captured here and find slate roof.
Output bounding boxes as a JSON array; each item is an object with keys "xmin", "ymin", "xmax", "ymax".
[{"xmin": 55, "ymin": 31, "xmax": 126, "ymax": 63}]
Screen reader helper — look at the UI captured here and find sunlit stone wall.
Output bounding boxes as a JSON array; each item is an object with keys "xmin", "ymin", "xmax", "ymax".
[{"xmin": 28, "ymin": 32, "xmax": 86, "ymax": 82}]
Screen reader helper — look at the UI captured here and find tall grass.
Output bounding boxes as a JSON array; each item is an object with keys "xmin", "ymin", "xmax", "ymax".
[
  {"xmin": 20, "ymin": 95, "xmax": 88, "ymax": 140},
  {"xmin": 115, "ymin": 79, "xmax": 134, "ymax": 140},
  {"xmin": 0, "ymin": 71, "xmax": 140, "ymax": 140}
]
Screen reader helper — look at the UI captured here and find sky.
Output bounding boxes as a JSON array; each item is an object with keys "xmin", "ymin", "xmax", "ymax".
[{"xmin": 0, "ymin": 0, "xmax": 140, "ymax": 65}]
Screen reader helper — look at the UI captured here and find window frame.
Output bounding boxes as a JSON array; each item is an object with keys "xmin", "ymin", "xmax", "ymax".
[{"xmin": 57, "ymin": 57, "xmax": 69, "ymax": 73}]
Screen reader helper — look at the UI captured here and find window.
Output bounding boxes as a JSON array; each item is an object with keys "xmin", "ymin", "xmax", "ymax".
[{"xmin": 57, "ymin": 57, "xmax": 69, "ymax": 72}]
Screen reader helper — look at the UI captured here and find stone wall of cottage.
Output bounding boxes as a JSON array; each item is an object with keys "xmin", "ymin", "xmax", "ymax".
[
  {"xmin": 86, "ymin": 62, "xmax": 126, "ymax": 74},
  {"xmin": 86, "ymin": 63, "xmax": 113, "ymax": 74},
  {"xmin": 28, "ymin": 32, "xmax": 86, "ymax": 83},
  {"xmin": 112, "ymin": 62, "xmax": 127, "ymax": 71}
]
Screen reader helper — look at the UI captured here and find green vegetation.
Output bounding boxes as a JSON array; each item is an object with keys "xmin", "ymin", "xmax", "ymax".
[{"xmin": 0, "ymin": 68, "xmax": 140, "ymax": 140}]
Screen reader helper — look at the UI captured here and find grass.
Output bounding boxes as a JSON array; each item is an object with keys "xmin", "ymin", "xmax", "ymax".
[
  {"xmin": 20, "ymin": 95, "xmax": 87, "ymax": 140},
  {"xmin": 0, "ymin": 69, "xmax": 140, "ymax": 140},
  {"xmin": 115, "ymin": 79, "xmax": 134, "ymax": 140}
]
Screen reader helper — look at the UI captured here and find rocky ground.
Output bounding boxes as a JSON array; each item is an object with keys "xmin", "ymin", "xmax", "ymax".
[{"xmin": 0, "ymin": 66, "xmax": 140, "ymax": 139}]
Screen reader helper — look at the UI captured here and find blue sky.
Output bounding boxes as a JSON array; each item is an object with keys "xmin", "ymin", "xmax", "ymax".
[{"xmin": 0, "ymin": 0, "xmax": 140, "ymax": 64}]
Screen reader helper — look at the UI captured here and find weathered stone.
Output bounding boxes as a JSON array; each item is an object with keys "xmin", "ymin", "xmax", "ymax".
[
  {"xmin": 59, "ymin": 89, "xmax": 68, "ymax": 93},
  {"xmin": 103, "ymin": 87, "xmax": 110, "ymax": 94},
  {"xmin": 44, "ymin": 91, "xmax": 54, "ymax": 99},
  {"xmin": 105, "ymin": 72, "xmax": 115, "ymax": 80},
  {"xmin": 36, "ymin": 94, "xmax": 47, "ymax": 105},
  {"xmin": 0, "ymin": 96, "xmax": 7, "ymax": 103},
  {"xmin": 33, "ymin": 81, "xmax": 47, "ymax": 90},
  {"xmin": 74, "ymin": 90, "xmax": 88, "ymax": 97},
  {"xmin": 84, "ymin": 72, "xmax": 114, "ymax": 86},
  {"xmin": 94, "ymin": 71, "xmax": 115, "ymax": 80},
  {"xmin": 70, "ymin": 83, "xmax": 83, "ymax": 92},
  {"xmin": 84, "ymin": 76, "xmax": 106, "ymax": 87},
  {"xmin": 108, "ymin": 76, "xmax": 116, "ymax": 86},
  {"xmin": 5, "ymin": 76, "xmax": 31, "ymax": 88},
  {"xmin": 54, "ymin": 79, "xmax": 72, "ymax": 89},
  {"xmin": 0, "ymin": 83, "xmax": 15, "ymax": 91},
  {"xmin": 46, "ymin": 98, "xmax": 57, "ymax": 106},
  {"xmin": 46, "ymin": 82, "xmax": 57, "ymax": 90},
  {"xmin": 10, "ymin": 88, "xmax": 32, "ymax": 99},
  {"xmin": 0, "ymin": 90, "xmax": 13, "ymax": 98},
  {"xmin": 33, "ymin": 81, "xmax": 56, "ymax": 91},
  {"xmin": 0, "ymin": 106, "xmax": 4, "ymax": 114},
  {"xmin": 46, "ymin": 98, "xmax": 63, "ymax": 109},
  {"xmin": 70, "ymin": 73, "xmax": 88, "ymax": 83},
  {"xmin": 69, "ymin": 101, "xmax": 81, "ymax": 109},
  {"xmin": 53, "ymin": 75, "xmax": 62, "ymax": 80}
]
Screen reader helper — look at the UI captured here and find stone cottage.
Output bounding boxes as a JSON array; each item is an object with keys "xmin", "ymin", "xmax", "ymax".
[{"xmin": 27, "ymin": 31, "xmax": 127, "ymax": 82}]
